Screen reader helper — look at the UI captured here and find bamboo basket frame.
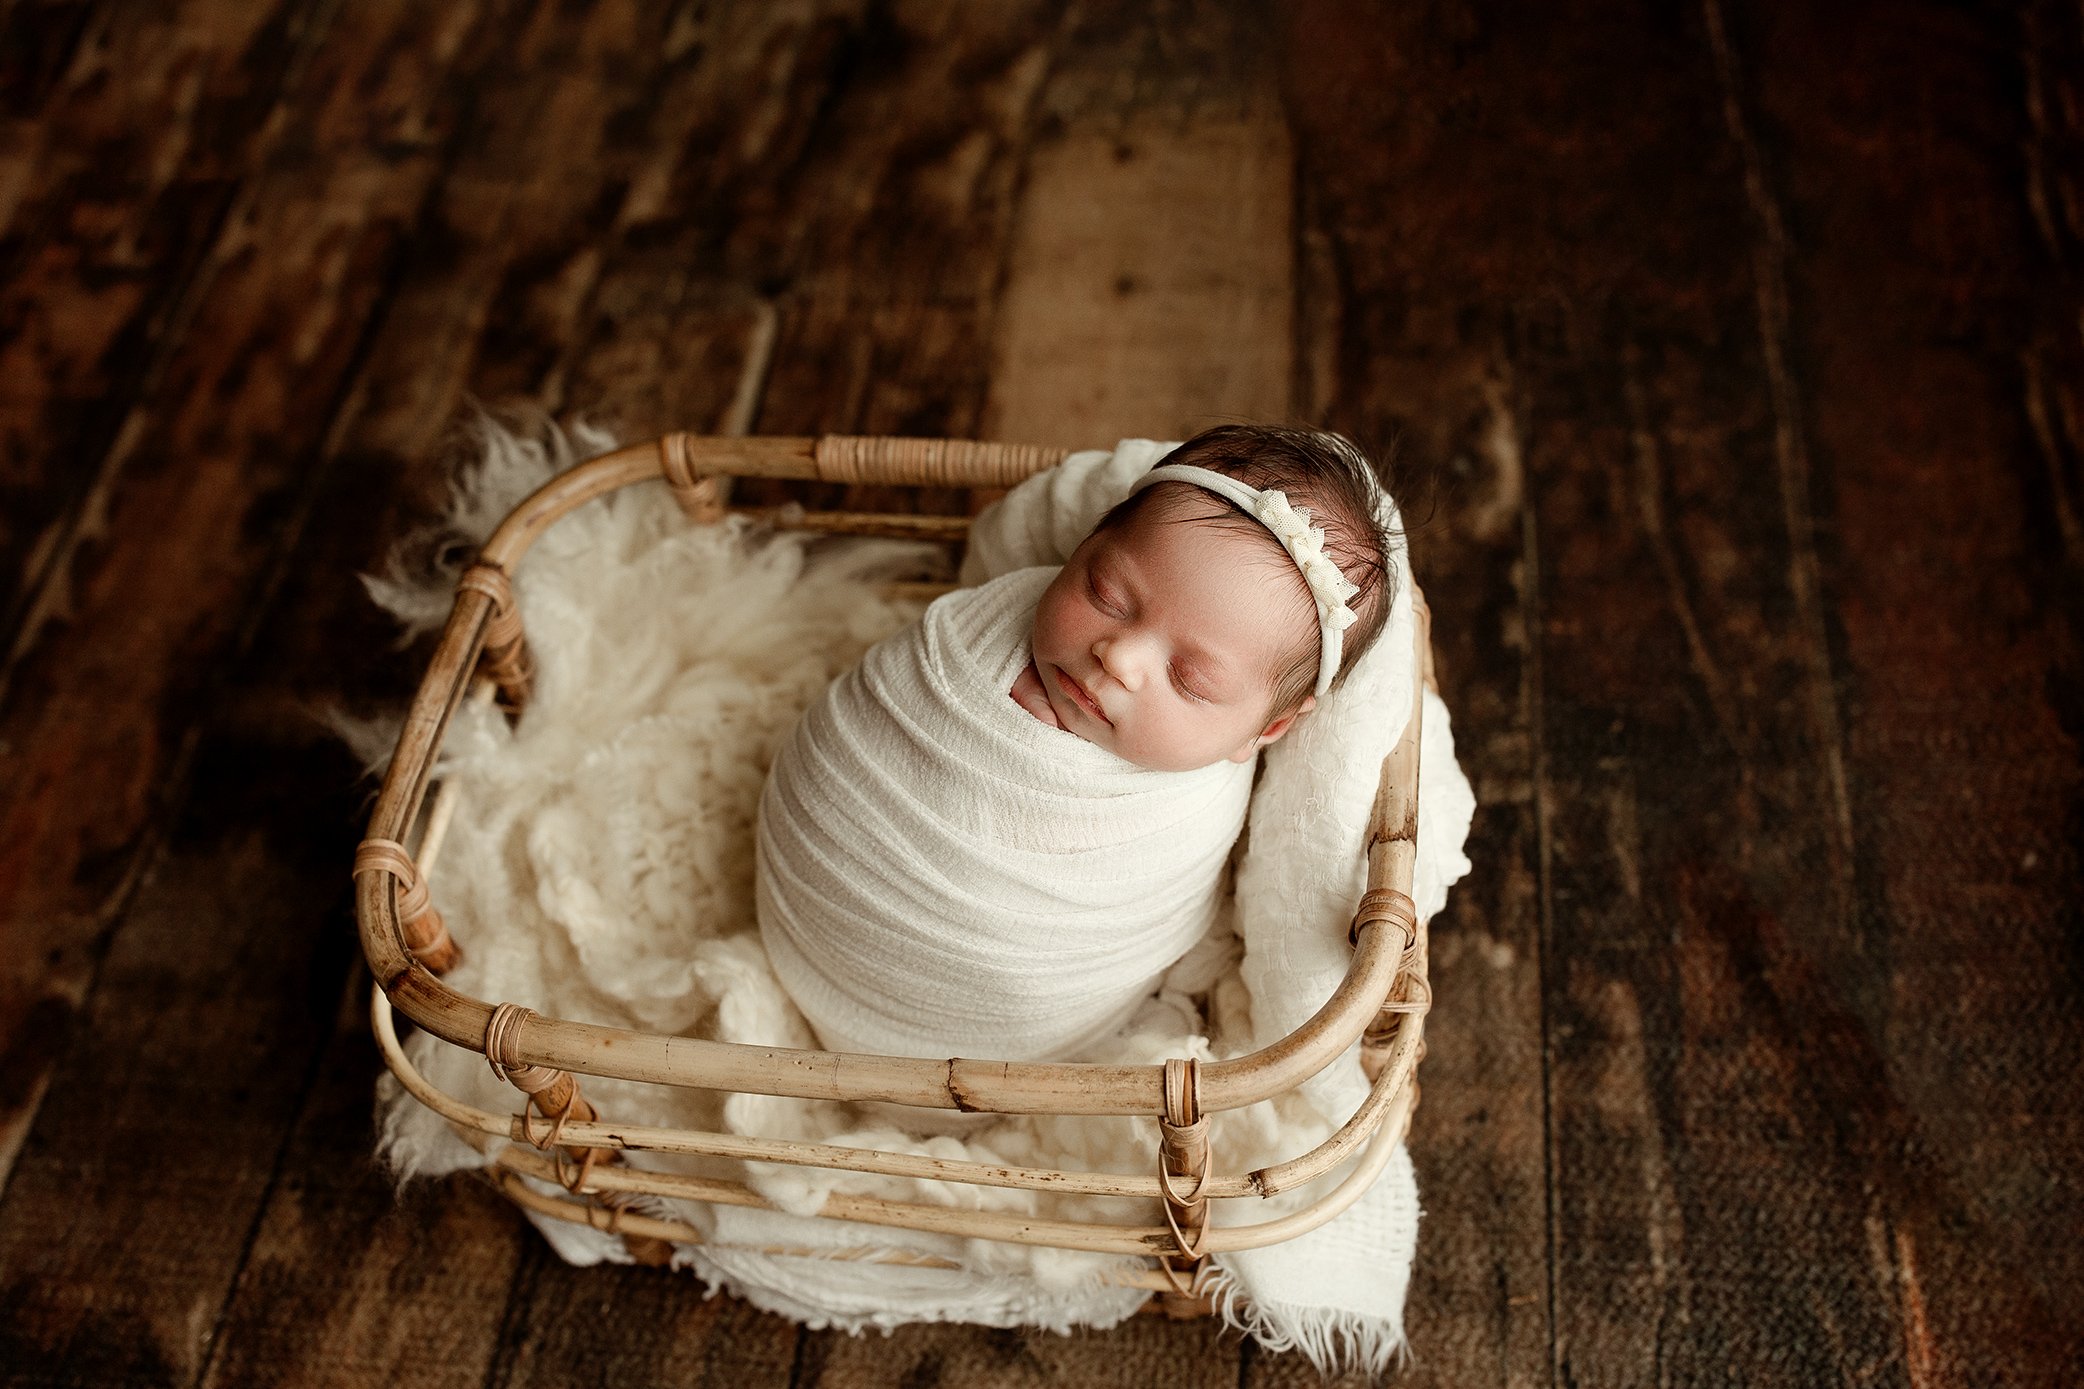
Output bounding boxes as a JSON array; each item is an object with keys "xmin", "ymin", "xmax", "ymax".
[{"xmin": 356, "ymin": 432, "xmax": 1434, "ymax": 1312}]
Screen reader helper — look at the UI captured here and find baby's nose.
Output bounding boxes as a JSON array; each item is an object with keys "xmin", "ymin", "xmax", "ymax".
[{"xmin": 1094, "ymin": 632, "xmax": 1154, "ymax": 690}]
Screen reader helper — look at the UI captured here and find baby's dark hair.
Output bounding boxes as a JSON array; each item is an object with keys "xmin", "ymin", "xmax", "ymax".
[{"xmin": 1092, "ymin": 424, "xmax": 1400, "ymax": 718}]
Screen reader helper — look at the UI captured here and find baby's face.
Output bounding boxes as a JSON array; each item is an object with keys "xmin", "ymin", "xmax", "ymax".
[{"xmin": 1030, "ymin": 506, "xmax": 1317, "ymax": 772}]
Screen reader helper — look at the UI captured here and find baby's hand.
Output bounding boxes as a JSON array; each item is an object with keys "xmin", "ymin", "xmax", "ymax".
[{"xmin": 1009, "ymin": 657, "xmax": 1065, "ymax": 730}]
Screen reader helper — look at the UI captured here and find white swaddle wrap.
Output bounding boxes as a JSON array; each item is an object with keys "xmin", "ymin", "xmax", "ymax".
[{"xmin": 756, "ymin": 566, "xmax": 1254, "ymax": 1061}]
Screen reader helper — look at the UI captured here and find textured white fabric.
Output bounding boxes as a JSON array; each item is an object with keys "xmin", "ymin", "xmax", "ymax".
[
  {"xmin": 756, "ymin": 566, "xmax": 1253, "ymax": 1061},
  {"xmin": 348, "ymin": 421, "xmax": 1476, "ymax": 1377}
]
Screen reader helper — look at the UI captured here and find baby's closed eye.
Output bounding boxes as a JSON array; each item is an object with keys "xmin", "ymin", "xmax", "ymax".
[
  {"xmin": 1170, "ymin": 663, "xmax": 1214, "ymax": 702},
  {"xmin": 1087, "ymin": 571, "xmax": 1127, "ymax": 617}
]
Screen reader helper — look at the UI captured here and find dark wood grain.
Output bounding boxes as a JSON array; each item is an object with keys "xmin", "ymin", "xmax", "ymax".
[
  {"xmin": 1296, "ymin": 0, "xmax": 1988, "ymax": 1382},
  {"xmin": 734, "ymin": 0, "xmax": 1055, "ymax": 444},
  {"xmin": 0, "ymin": 1, "xmax": 509, "ymax": 1382},
  {"xmin": 486, "ymin": 1252, "xmax": 799, "ymax": 1389},
  {"xmin": 191, "ymin": 5, "xmax": 846, "ymax": 1386},
  {"xmin": 983, "ymin": 1, "xmax": 1293, "ymax": 450},
  {"xmin": 693, "ymin": 0, "xmax": 1063, "ymax": 524},
  {"xmin": 0, "ymin": 738, "xmax": 392, "ymax": 1388},
  {"xmin": 0, "ymin": 1, "xmax": 98, "ymax": 121},
  {"xmin": 1489, "ymin": 1, "xmax": 1915, "ymax": 1375},
  {"xmin": 0, "ymin": 0, "xmax": 318, "ymax": 658},
  {"xmin": 1740, "ymin": 0, "xmax": 2084, "ymax": 1379},
  {"xmin": 793, "ymin": 1318, "xmax": 1241, "ymax": 1389},
  {"xmin": 191, "ymin": 982, "xmax": 528, "ymax": 1389},
  {"xmin": 0, "ymin": 0, "xmax": 499, "ymax": 1202}
]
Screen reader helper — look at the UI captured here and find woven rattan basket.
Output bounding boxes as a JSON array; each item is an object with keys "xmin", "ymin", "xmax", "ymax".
[{"xmin": 355, "ymin": 432, "xmax": 1434, "ymax": 1315}]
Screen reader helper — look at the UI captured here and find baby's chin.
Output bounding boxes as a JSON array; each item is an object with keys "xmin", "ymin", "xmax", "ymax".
[
  {"xmin": 1138, "ymin": 750, "xmax": 1245, "ymax": 773},
  {"xmin": 1106, "ymin": 731, "xmax": 1250, "ymax": 774}
]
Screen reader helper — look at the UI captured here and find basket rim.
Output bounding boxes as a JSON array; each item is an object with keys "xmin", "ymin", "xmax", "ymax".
[
  {"xmin": 355, "ymin": 434, "xmax": 1431, "ymax": 1121},
  {"xmin": 373, "ymin": 982, "xmax": 1419, "ymax": 1257}
]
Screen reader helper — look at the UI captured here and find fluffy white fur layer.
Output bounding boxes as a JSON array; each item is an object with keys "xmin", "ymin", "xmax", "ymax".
[{"xmin": 344, "ymin": 418, "xmax": 1477, "ymax": 1375}]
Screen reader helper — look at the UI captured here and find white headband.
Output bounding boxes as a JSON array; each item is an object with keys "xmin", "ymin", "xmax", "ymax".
[{"xmin": 1127, "ymin": 463, "xmax": 1361, "ymax": 697}]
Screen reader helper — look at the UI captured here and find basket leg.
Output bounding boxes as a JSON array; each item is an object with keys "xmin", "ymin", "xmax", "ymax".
[{"xmin": 1146, "ymin": 1283, "xmax": 1215, "ymax": 1319}]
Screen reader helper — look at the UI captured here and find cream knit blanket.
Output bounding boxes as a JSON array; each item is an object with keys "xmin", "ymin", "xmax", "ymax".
[{"xmin": 756, "ymin": 566, "xmax": 1254, "ymax": 1062}]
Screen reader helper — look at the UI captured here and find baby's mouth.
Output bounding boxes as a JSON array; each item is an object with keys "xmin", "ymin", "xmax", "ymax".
[{"xmin": 1053, "ymin": 668, "xmax": 1112, "ymax": 726}]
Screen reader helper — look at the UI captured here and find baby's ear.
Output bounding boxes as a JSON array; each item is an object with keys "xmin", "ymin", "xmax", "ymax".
[{"xmin": 1256, "ymin": 693, "xmax": 1318, "ymax": 748}]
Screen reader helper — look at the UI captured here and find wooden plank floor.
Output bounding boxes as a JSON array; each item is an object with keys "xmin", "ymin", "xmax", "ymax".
[{"xmin": 2, "ymin": 1, "xmax": 2079, "ymax": 1384}]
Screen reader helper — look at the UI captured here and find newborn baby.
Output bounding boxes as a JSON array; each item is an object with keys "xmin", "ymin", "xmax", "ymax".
[{"xmin": 755, "ymin": 425, "xmax": 1398, "ymax": 1065}]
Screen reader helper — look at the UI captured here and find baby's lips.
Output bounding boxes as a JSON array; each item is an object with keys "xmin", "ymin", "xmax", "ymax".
[{"xmin": 1057, "ymin": 669, "xmax": 1113, "ymax": 726}]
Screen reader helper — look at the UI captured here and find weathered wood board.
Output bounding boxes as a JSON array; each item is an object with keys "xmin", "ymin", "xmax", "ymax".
[
  {"xmin": 0, "ymin": 0, "xmax": 2078, "ymax": 1386},
  {"xmin": 0, "ymin": 0, "xmax": 492, "ymax": 1207}
]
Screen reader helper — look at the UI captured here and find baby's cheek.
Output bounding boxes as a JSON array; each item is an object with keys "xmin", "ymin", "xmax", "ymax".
[{"xmin": 1029, "ymin": 587, "xmax": 1073, "ymax": 661}]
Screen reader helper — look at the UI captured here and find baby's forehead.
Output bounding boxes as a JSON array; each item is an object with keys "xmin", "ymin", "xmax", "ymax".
[
  {"xmin": 1096, "ymin": 498, "xmax": 1297, "ymax": 576},
  {"xmin": 1086, "ymin": 509, "xmax": 1314, "ymax": 651}
]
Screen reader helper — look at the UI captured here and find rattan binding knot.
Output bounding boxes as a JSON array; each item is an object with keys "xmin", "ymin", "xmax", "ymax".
[
  {"xmin": 1377, "ymin": 970, "xmax": 1434, "ymax": 1017},
  {"xmin": 1348, "ymin": 887, "xmax": 1417, "ymax": 947},
  {"xmin": 353, "ymin": 837, "xmax": 459, "ymax": 972},
  {"xmin": 484, "ymin": 1001, "xmax": 615, "ymax": 1193},
  {"xmin": 659, "ymin": 432, "xmax": 727, "ymax": 521},
  {"xmin": 458, "ymin": 562, "xmax": 533, "ymax": 709},
  {"xmin": 1361, "ymin": 926, "xmax": 1431, "ymax": 1082},
  {"xmin": 483, "ymin": 1001, "xmax": 535, "ymax": 1085},
  {"xmin": 1157, "ymin": 1058, "xmax": 1212, "ymax": 1268}
]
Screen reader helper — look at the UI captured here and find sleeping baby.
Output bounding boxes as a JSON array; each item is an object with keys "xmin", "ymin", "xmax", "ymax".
[{"xmin": 754, "ymin": 424, "xmax": 1399, "ymax": 1066}]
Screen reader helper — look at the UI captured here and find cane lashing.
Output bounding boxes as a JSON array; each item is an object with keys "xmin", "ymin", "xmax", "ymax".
[
  {"xmin": 484, "ymin": 1002, "xmax": 615, "ymax": 1186},
  {"xmin": 457, "ymin": 563, "xmax": 533, "ymax": 710},
  {"xmin": 1348, "ymin": 887, "xmax": 1417, "ymax": 949},
  {"xmin": 1360, "ymin": 898, "xmax": 1430, "ymax": 1084},
  {"xmin": 1360, "ymin": 982, "xmax": 1431, "ymax": 1083},
  {"xmin": 1157, "ymin": 1058, "xmax": 1213, "ymax": 1274},
  {"xmin": 354, "ymin": 838, "xmax": 460, "ymax": 972},
  {"xmin": 659, "ymin": 432, "xmax": 727, "ymax": 522},
  {"xmin": 814, "ymin": 435, "xmax": 1066, "ymax": 489},
  {"xmin": 483, "ymin": 1008, "xmax": 666, "ymax": 1261}
]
